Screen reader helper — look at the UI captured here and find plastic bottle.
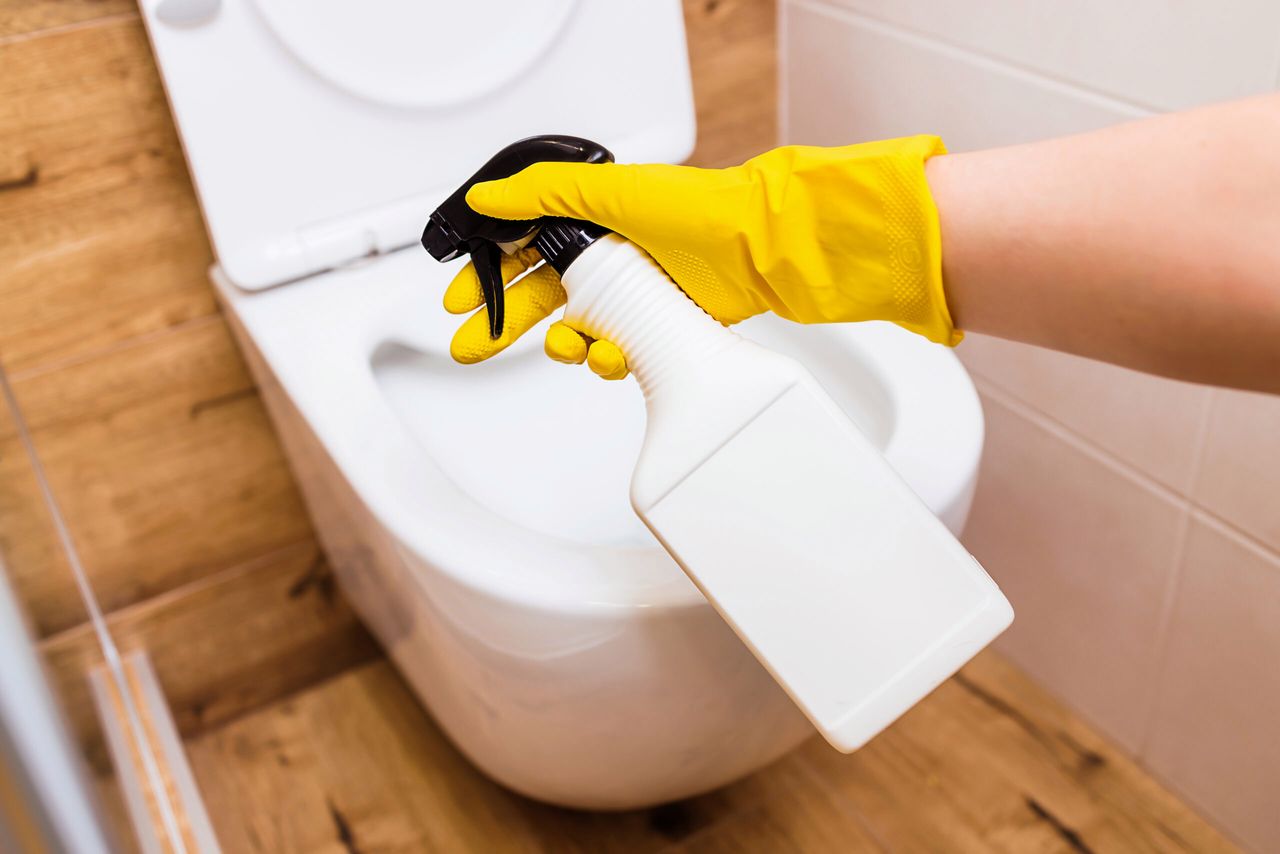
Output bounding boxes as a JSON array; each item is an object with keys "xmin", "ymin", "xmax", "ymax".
[{"xmin": 423, "ymin": 135, "xmax": 1013, "ymax": 751}]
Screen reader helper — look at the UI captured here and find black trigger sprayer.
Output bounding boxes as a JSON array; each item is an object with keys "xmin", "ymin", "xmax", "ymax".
[{"xmin": 420, "ymin": 135, "xmax": 614, "ymax": 339}]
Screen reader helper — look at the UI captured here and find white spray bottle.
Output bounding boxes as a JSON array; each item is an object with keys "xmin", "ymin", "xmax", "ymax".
[{"xmin": 423, "ymin": 136, "xmax": 1013, "ymax": 752}]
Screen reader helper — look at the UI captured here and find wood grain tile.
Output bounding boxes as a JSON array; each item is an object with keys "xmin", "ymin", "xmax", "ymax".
[
  {"xmin": 184, "ymin": 659, "xmax": 830, "ymax": 854},
  {"xmin": 0, "ymin": 1, "xmax": 134, "ymax": 40},
  {"xmin": 801, "ymin": 652, "xmax": 1236, "ymax": 853},
  {"xmin": 683, "ymin": 0, "xmax": 777, "ymax": 167},
  {"xmin": 0, "ymin": 0, "xmax": 764, "ymax": 378},
  {"xmin": 671, "ymin": 760, "xmax": 882, "ymax": 853},
  {"xmin": 4, "ymin": 316, "xmax": 312, "ymax": 635},
  {"xmin": 0, "ymin": 374, "xmax": 84, "ymax": 630},
  {"xmin": 181, "ymin": 651, "xmax": 1231, "ymax": 854},
  {"xmin": 0, "ymin": 15, "xmax": 217, "ymax": 375},
  {"xmin": 42, "ymin": 541, "xmax": 379, "ymax": 774}
]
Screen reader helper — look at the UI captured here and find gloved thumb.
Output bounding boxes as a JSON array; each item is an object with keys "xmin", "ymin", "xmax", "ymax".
[{"xmin": 465, "ymin": 161, "xmax": 643, "ymax": 230}]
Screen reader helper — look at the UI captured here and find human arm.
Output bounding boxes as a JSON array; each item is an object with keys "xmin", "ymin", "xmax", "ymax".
[
  {"xmin": 930, "ymin": 93, "xmax": 1280, "ymax": 392},
  {"xmin": 445, "ymin": 96, "xmax": 1280, "ymax": 393}
]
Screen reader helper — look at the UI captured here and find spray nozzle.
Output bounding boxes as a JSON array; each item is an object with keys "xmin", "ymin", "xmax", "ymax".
[{"xmin": 422, "ymin": 135, "xmax": 615, "ymax": 339}]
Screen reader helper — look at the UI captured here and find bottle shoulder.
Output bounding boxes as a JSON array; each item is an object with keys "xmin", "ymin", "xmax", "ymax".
[{"xmin": 629, "ymin": 337, "xmax": 811, "ymax": 513}]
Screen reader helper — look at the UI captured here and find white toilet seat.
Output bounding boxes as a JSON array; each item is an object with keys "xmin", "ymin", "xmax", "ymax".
[{"xmin": 215, "ymin": 245, "xmax": 983, "ymax": 614}]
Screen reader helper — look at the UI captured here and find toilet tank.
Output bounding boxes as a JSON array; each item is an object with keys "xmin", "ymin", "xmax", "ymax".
[{"xmin": 137, "ymin": 0, "xmax": 696, "ymax": 289}]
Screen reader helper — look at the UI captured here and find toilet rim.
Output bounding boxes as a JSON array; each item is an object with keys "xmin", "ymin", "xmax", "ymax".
[{"xmin": 222, "ymin": 255, "xmax": 984, "ymax": 617}]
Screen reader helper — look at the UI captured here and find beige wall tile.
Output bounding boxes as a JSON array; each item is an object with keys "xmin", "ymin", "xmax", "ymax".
[
  {"xmin": 962, "ymin": 388, "xmax": 1184, "ymax": 751},
  {"xmin": 1193, "ymin": 388, "xmax": 1280, "ymax": 553},
  {"xmin": 959, "ymin": 334, "xmax": 1212, "ymax": 493},
  {"xmin": 781, "ymin": 2, "xmax": 1276, "ymax": 846},
  {"xmin": 799, "ymin": 0, "xmax": 1280, "ymax": 112},
  {"xmin": 1142, "ymin": 513, "xmax": 1280, "ymax": 853},
  {"xmin": 781, "ymin": 1, "xmax": 1140, "ymax": 153}
]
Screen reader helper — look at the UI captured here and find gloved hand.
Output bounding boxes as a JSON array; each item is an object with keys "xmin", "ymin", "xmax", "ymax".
[{"xmin": 443, "ymin": 135, "xmax": 959, "ymax": 380}]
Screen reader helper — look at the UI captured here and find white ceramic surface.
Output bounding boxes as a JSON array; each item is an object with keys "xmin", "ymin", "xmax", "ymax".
[
  {"xmin": 214, "ymin": 245, "xmax": 986, "ymax": 808},
  {"xmin": 138, "ymin": 0, "xmax": 695, "ymax": 287}
]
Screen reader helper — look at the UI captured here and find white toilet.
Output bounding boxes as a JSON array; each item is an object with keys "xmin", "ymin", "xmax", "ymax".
[{"xmin": 141, "ymin": 0, "xmax": 986, "ymax": 809}]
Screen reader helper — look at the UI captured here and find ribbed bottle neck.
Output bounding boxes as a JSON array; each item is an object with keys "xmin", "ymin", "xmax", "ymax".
[{"xmin": 560, "ymin": 236, "xmax": 735, "ymax": 397}]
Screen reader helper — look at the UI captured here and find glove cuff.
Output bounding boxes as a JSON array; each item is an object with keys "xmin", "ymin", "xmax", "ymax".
[{"xmin": 877, "ymin": 135, "xmax": 961, "ymax": 346}]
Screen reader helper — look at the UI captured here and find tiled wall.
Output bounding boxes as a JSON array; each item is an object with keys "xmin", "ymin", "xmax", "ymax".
[
  {"xmin": 0, "ymin": 1, "xmax": 385, "ymax": 766},
  {"xmin": 780, "ymin": 2, "xmax": 1280, "ymax": 850}
]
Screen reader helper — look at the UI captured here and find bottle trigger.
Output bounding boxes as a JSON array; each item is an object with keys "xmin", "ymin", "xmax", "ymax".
[
  {"xmin": 421, "ymin": 135, "xmax": 617, "ymax": 342},
  {"xmin": 470, "ymin": 239, "xmax": 505, "ymax": 339}
]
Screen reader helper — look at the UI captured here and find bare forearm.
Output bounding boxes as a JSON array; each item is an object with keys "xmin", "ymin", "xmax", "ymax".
[{"xmin": 927, "ymin": 94, "xmax": 1280, "ymax": 392}]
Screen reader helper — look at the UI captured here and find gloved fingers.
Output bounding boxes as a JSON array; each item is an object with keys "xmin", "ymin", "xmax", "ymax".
[
  {"xmin": 543, "ymin": 320, "xmax": 629, "ymax": 379},
  {"xmin": 449, "ymin": 264, "xmax": 565, "ymax": 364},
  {"xmin": 586, "ymin": 339, "xmax": 629, "ymax": 381},
  {"xmin": 544, "ymin": 321, "xmax": 589, "ymax": 364},
  {"xmin": 442, "ymin": 247, "xmax": 543, "ymax": 315},
  {"xmin": 466, "ymin": 161, "xmax": 700, "ymax": 234}
]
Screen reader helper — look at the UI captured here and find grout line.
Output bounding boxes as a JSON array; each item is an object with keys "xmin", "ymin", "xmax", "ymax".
[
  {"xmin": 0, "ymin": 10, "xmax": 140, "ymax": 48},
  {"xmin": 0, "ymin": 365, "xmax": 188, "ymax": 853},
  {"xmin": 789, "ymin": 0, "xmax": 1156, "ymax": 118},
  {"xmin": 971, "ymin": 374, "xmax": 1188, "ymax": 508},
  {"xmin": 1188, "ymin": 505, "xmax": 1280, "ymax": 567},
  {"xmin": 196, "ymin": 653, "xmax": 386, "ymax": 740},
  {"xmin": 976, "ymin": 373, "xmax": 1280, "ymax": 761},
  {"xmin": 37, "ymin": 539, "xmax": 317, "ymax": 650},
  {"xmin": 1135, "ymin": 494, "xmax": 1194, "ymax": 760},
  {"xmin": 974, "ymin": 372, "xmax": 1280, "ymax": 562},
  {"xmin": 1134, "ymin": 388, "xmax": 1219, "ymax": 757},
  {"xmin": 35, "ymin": 533, "xmax": 385, "ymax": 748},
  {"xmin": 7, "ymin": 313, "xmax": 224, "ymax": 385},
  {"xmin": 1183, "ymin": 388, "xmax": 1218, "ymax": 503}
]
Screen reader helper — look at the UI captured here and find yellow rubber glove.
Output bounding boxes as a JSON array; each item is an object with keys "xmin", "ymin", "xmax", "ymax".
[{"xmin": 443, "ymin": 135, "xmax": 959, "ymax": 379}]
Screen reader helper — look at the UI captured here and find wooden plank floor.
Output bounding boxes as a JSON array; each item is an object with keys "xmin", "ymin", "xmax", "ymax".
[{"xmin": 183, "ymin": 652, "xmax": 1235, "ymax": 853}]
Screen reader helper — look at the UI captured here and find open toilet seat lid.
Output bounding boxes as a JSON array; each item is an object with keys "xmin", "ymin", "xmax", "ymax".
[
  {"xmin": 139, "ymin": 0, "xmax": 695, "ymax": 290},
  {"xmin": 250, "ymin": 0, "xmax": 577, "ymax": 110}
]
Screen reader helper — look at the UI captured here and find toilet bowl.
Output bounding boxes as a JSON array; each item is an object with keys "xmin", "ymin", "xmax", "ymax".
[
  {"xmin": 140, "ymin": 0, "xmax": 985, "ymax": 810},
  {"xmin": 212, "ymin": 246, "xmax": 983, "ymax": 809}
]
